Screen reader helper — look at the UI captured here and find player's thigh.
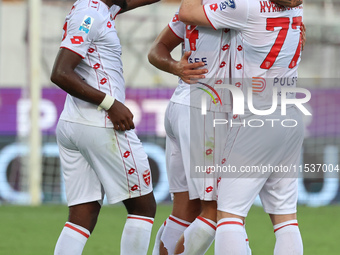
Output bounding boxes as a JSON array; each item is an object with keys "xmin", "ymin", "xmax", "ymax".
[
  {"xmin": 166, "ymin": 134, "xmax": 188, "ymax": 194},
  {"xmin": 56, "ymin": 120, "xmax": 103, "ymax": 206},
  {"xmin": 165, "ymin": 102, "xmax": 189, "ymax": 195},
  {"xmin": 182, "ymin": 107, "xmax": 228, "ymax": 201},
  {"xmin": 221, "ymin": 112, "xmax": 291, "ymax": 178},
  {"xmin": 218, "ymin": 177, "xmax": 267, "ymax": 217},
  {"xmin": 259, "ymin": 107, "xmax": 303, "ymax": 214},
  {"xmin": 260, "ymin": 178, "xmax": 298, "ymax": 215},
  {"xmin": 218, "ymin": 110, "xmax": 303, "ymax": 216},
  {"xmin": 218, "ymin": 114, "xmax": 286, "ymax": 216},
  {"xmin": 77, "ymin": 126, "xmax": 153, "ymax": 205},
  {"xmin": 281, "ymin": 106, "xmax": 304, "ymax": 168},
  {"xmin": 166, "ymin": 103, "xmax": 228, "ymax": 201},
  {"xmin": 165, "ymin": 102, "xmax": 203, "ymax": 200}
]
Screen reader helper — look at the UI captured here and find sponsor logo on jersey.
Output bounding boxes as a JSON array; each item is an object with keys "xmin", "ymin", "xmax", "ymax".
[
  {"xmin": 70, "ymin": 36, "xmax": 84, "ymax": 44},
  {"xmin": 79, "ymin": 16, "xmax": 94, "ymax": 34},
  {"xmin": 123, "ymin": 151, "xmax": 130, "ymax": 158},
  {"xmin": 220, "ymin": 0, "xmax": 236, "ymax": 11},
  {"xmin": 128, "ymin": 168, "xmax": 135, "ymax": 175},
  {"xmin": 273, "ymin": 77, "xmax": 298, "ymax": 87},
  {"xmin": 252, "ymin": 77, "xmax": 266, "ymax": 93},
  {"xmin": 205, "ymin": 186, "xmax": 213, "ymax": 193},
  {"xmin": 131, "ymin": 184, "xmax": 139, "ymax": 191},
  {"xmin": 209, "ymin": 3, "xmax": 218, "ymax": 12}
]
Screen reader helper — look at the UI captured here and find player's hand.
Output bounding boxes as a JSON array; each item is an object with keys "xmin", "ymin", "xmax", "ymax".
[
  {"xmin": 301, "ymin": 22, "xmax": 306, "ymax": 51},
  {"xmin": 174, "ymin": 51, "xmax": 208, "ymax": 84},
  {"xmin": 107, "ymin": 100, "xmax": 135, "ymax": 131}
]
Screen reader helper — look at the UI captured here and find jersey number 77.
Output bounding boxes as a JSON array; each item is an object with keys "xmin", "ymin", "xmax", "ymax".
[{"xmin": 260, "ymin": 16, "xmax": 302, "ymax": 70}]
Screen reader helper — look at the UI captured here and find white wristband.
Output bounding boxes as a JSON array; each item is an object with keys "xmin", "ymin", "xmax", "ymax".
[{"xmin": 97, "ymin": 94, "xmax": 115, "ymax": 111}]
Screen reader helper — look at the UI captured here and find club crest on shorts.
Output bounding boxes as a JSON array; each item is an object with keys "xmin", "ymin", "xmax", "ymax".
[{"xmin": 143, "ymin": 169, "xmax": 151, "ymax": 186}]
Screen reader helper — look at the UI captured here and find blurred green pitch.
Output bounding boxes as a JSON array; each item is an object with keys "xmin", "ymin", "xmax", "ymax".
[{"xmin": 0, "ymin": 204, "xmax": 338, "ymax": 254}]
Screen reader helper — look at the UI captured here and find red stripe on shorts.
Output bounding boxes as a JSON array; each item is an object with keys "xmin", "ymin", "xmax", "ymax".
[
  {"xmin": 65, "ymin": 223, "xmax": 89, "ymax": 238},
  {"xmin": 125, "ymin": 133, "xmax": 141, "ymax": 196},
  {"xmin": 114, "ymin": 130, "xmax": 131, "ymax": 197}
]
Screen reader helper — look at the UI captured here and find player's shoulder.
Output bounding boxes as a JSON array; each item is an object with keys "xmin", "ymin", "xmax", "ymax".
[
  {"xmin": 216, "ymin": 0, "xmax": 249, "ymax": 10},
  {"xmin": 72, "ymin": 0, "xmax": 109, "ymax": 22},
  {"xmin": 208, "ymin": 0, "xmax": 249, "ymax": 21},
  {"xmin": 248, "ymin": 0, "xmax": 303, "ymax": 16}
]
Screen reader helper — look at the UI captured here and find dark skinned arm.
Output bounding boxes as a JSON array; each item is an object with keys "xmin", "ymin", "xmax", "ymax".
[
  {"xmin": 50, "ymin": 48, "xmax": 134, "ymax": 131},
  {"xmin": 148, "ymin": 26, "xmax": 208, "ymax": 84}
]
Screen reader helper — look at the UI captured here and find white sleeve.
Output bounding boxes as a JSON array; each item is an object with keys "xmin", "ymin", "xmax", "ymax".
[
  {"xmin": 60, "ymin": 10, "xmax": 103, "ymax": 58},
  {"xmin": 168, "ymin": 12, "xmax": 185, "ymax": 40},
  {"xmin": 203, "ymin": 0, "xmax": 249, "ymax": 31}
]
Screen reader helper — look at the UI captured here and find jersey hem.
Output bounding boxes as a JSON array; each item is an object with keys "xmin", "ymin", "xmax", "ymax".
[
  {"xmin": 59, "ymin": 118, "xmax": 113, "ymax": 129},
  {"xmin": 169, "ymin": 98, "xmax": 232, "ymax": 113}
]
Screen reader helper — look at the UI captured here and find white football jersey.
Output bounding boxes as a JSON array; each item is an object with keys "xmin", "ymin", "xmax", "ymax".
[
  {"xmin": 168, "ymin": 5, "xmax": 232, "ymax": 112},
  {"xmin": 59, "ymin": 0, "xmax": 123, "ymax": 128},
  {"xmin": 204, "ymin": 0, "xmax": 303, "ymax": 111}
]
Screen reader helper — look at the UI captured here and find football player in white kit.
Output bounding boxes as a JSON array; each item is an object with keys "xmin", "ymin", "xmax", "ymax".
[
  {"xmin": 149, "ymin": 1, "xmax": 303, "ymax": 254},
  {"xmin": 149, "ymin": 7, "xmax": 232, "ymax": 254},
  {"xmin": 50, "ymin": 0, "xmax": 159, "ymax": 254},
  {"xmin": 179, "ymin": 0, "xmax": 305, "ymax": 254}
]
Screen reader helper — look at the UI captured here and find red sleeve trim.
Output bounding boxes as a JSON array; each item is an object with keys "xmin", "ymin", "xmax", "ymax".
[
  {"xmin": 127, "ymin": 216, "xmax": 154, "ymax": 224},
  {"xmin": 168, "ymin": 24, "xmax": 184, "ymax": 40},
  {"xmin": 203, "ymin": 6, "xmax": 217, "ymax": 30},
  {"xmin": 65, "ymin": 223, "xmax": 90, "ymax": 238},
  {"xmin": 197, "ymin": 216, "xmax": 217, "ymax": 230},
  {"xmin": 60, "ymin": 46, "xmax": 85, "ymax": 59}
]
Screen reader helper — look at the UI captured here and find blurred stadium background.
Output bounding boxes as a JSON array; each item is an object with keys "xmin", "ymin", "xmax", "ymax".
[{"xmin": 0, "ymin": 0, "xmax": 340, "ymax": 254}]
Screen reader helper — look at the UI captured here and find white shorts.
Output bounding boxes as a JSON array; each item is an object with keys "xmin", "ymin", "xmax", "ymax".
[
  {"xmin": 56, "ymin": 120, "xmax": 153, "ymax": 206},
  {"xmin": 217, "ymin": 107, "xmax": 304, "ymax": 216},
  {"xmin": 165, "ymin": 102, "xmax": 229, "ymax": 201}
]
